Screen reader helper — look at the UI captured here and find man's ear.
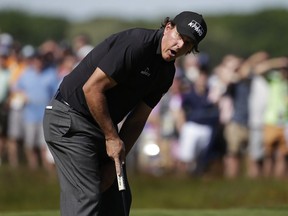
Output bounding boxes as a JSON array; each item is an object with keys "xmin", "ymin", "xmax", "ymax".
[
  {"xmin": 164, "ymin": 22, "xmax": 173, "ymax": 34},
  {"xmin": 166, "ymin": 22, "xmax": 173, "ymax": 29}
]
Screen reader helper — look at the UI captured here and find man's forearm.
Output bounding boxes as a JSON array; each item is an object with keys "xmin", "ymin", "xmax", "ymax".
[
  {"xmin": 119, "ymin": 102, "xmax": 151, "ymax": 155},
  {"xmin": 119, "ymin": 120, "xmax": 146, "ymax": 155},
  {"xmin": 254, "ymin": 57, "xmax": 288, "ymax": 75},
  {"xmin": 85, "ymin": 91, "xmax": 118, "ymax": 140}
]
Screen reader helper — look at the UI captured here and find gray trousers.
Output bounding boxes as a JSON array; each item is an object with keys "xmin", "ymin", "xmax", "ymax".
[{"xmin": 43, "ymin": 99, "xmax": 131, "ymax": 216}]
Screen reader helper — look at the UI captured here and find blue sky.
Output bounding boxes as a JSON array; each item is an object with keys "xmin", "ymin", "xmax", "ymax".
[{"xmin": 0, "ymin": 0, "xmax": 287, "ymax": 21}]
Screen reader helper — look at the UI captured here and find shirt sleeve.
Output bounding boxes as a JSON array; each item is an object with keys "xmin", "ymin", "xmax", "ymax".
[{"xmin": 143, "ymin": 91, "xmax": 165, "ymax": 109}]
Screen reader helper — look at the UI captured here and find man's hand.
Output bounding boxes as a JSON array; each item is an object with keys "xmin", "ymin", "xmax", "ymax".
[
  {"xmin": 100, "ymin": 138, "xmax": 125, "ymax": 192},
  {"xmin": 105, "ymin": 137, "xmax": 125, "ymax": 176}
]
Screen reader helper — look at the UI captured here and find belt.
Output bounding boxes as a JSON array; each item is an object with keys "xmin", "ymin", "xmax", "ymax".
[{"xmin": 55, "ymin": 91, "xmax": 70, "ymax": 107}]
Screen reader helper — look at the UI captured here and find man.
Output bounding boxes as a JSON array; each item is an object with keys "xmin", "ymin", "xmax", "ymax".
[
  {"xmin": 223, "ymin": 52, "xmax": 288, "ymax": 178},
  {"xmin": 43, "ymin": 11, "xmax": 207, "ymax": 216},
  {"xmin": 17, "ymin": 52, "xmax": 58, "ymax": 170},
  {"xmin": 0, "ymin": 50, "xmax": 10, "ymax": 165}
]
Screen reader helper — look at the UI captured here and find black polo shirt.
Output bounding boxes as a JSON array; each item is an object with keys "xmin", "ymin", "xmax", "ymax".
[{"xmin": 60, "ymin": 28, "xmax": 175, "ymax": 124}]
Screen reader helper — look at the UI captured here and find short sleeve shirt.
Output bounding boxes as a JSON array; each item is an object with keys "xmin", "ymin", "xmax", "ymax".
[
  {"xmin": 60, "ymin": 28, "xmax": 175, "ymax": 124},
  {"xmin": 226, "ymin": 78, "xmax": 252, "ymax": 126}
]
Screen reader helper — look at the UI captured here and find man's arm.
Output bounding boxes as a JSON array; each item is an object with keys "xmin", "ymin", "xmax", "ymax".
[
  {"xmin": 99, "ymin": 101, "xmax": 152, "ymax": 192},
  {"xmin": 253, "ymin": 57, "xmax": 288, "ymax": 75},
  {"xmin": 236, "ymin": 51, "xmax": 269, "ymax": 79},
  {"xmin": 82, "ymin": 67, "xmax": 125, "ymax": 176},
  {"xmin": 119, "ymin": 101, "xmax": 152, "ymax": 154}
]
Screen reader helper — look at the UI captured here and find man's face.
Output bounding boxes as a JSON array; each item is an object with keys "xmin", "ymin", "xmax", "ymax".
[{"xmin": 161, "ymin": 23, "xmax": 194, "ymax": 62}]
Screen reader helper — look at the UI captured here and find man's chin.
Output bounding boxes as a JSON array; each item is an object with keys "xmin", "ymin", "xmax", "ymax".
[{"xmin": 162, "ymin": 54, "xmax": 176, "ymax": 62}]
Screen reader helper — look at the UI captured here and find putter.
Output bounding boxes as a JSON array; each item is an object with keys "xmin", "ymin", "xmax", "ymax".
[{"xmin": 116, "ymin": 163, "xmax": 129, "ymax": 216}]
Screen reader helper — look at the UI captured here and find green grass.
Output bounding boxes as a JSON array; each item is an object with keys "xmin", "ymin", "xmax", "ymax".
[
  {"xmin": 1, "ymin": 209, "xmax": 288, "ymax": 216},
  {"xmin": 131, "ymin": 174, "xmax": 288, "ymax": 209},
  {"xmin": 1, "ymin": 165, "xmax": 288, "ymax": 215},
  {"xmin": 132, "ymin": 209, "xmax": 288, "ymax": 216}
]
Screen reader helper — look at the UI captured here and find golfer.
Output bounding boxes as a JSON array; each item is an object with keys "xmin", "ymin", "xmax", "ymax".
[{"xmin": 43, "ymin": 11, "xmax": 207, "ymax": 216}]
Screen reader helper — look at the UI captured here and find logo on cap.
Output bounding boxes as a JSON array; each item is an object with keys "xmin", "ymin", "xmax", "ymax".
[{"xmin": 188, "ymin": 20, "xmax": 204, "ymax": 37}]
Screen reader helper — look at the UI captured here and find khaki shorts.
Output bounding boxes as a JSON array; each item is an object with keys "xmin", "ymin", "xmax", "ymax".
[
  {"xmin": 224, "ymin": 122, "xmax": 249, "ymax": 155},
  {"xmin": 263, "ymin": 125, "xmax": 288, "ymax": 156},
  {"xmin": 23, "ymin": 122, "xmax": 46, "ymax": 149},
  {"xmin": 7, "ymin": 108, "xmax": 23, "ymax": 139}
]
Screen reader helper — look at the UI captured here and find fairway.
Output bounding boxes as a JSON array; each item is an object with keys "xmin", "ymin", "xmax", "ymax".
[
  {"xmin": 1, "ymin": 166, "xmax": 288, "ymax": 215},
  {"xmin": 1, "ymin": 208, "xmax": 288, "ymax": 216}
]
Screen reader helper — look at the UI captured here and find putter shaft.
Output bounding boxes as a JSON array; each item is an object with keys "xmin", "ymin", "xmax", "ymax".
[{"xmin": 116, "ymin": 164, "xmax": 129, "ymax": 216}]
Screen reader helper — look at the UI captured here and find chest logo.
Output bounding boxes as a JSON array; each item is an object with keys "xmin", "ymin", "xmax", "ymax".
[{"xmin": 140, "ymin": 67, "xmax": 151, "ymax": 77}]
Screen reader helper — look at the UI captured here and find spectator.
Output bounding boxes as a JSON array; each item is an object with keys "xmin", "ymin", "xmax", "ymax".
[
  {"xmin": 0, "ymin": 50, "xmax": 11, "ymax": 165},
  {"xmin": 247, "ymin": 55, "xmax": 288, "ymax": 178},
  {"xmin": 56, "ymin": 53, "xmax": 77, "ymax": 85},
  {"xmin": 39, "ymin": 39, "xmax": 63, "ymax": 65},
  {"xmin": 262, "ymin": 65, "xmax": 288, "ymax": 178},
  {"xmin": 246, "ymin": 52, "xmax": 270, "ymax": 178},
  {"xmin": 159, "ymin": 69, "xmax": 185, "ymax": 173},
  {"xmin": 15, "ymin": 52, "xmax": 59, "ymax": 170},
  {"xmin": 223, "ymin": 52, "xmax": 288, "ymax": 179},
  {"xmin": 206, "ymin": 55, "xmax": 243, "ymax": 174},
  {"xmin": 5, "ymin": 44, "xmax": 35, "ymax": 168},
  {"xmin": 177, "ymin": 55, "xmax": 219, "ymax": 175},
  {"xmin": 72, "ymin": 33, "xmax": 93, "ymax": 62}
]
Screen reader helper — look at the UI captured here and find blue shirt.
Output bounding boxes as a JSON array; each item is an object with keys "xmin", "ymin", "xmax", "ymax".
[{"xmin": 17, "ymin": 66, "xmax": 59, "ymax": 123}]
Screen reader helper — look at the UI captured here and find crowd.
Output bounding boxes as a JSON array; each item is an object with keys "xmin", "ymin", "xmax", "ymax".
[
  {"xmin": 0, "ymin": 32, "xmax": 288, "ymax": 179},
  {"xmin": 135, "ymin": 50, "xmax": 288, "ymax": 179},
  {"xmin": 0, "ymin": 32, "xmax": 92, "ymax": 171}
]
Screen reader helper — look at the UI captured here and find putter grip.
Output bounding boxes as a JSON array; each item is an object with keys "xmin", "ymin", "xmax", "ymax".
[{"xmin": 117, "ymin": 165, "xmax": 126, "ymax": 191}]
